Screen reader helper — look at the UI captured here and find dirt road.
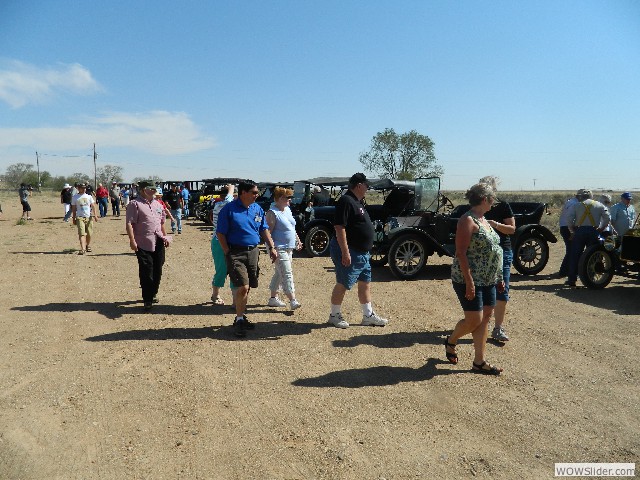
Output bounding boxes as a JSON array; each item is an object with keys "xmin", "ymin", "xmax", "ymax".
[{"xmin": 0, "ymin": 195, "xmax": 637, "ymax": 479}]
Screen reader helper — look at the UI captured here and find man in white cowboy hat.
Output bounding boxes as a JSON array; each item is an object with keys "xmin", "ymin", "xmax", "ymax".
[{"xmin": 60, "ymin": 183, "xmax": 73, "ymax": 222}]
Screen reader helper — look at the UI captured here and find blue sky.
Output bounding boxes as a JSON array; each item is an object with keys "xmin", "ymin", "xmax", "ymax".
[{"xmin": 1, "ymin": 0, "xmax": 639, "ymax": 190}]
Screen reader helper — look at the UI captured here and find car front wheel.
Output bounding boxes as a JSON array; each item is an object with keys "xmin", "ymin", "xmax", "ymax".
[
  {"xmin": 388, "ymin": 234, "xmax": 427, "ymax": 279},
  {"xmin": 304, "ymin": 225, "xmax": 332, "ymax": 257},
  {"xmin": 578, "ymin": 244, "xmax": 615, "ymax": 289},
  {"xmin": 513, "ymin": 234, "xmax": 549, "ymax": 275}
]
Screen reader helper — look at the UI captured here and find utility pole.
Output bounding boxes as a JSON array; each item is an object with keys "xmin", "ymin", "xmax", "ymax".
[
  {"xmin": 93, "ymin": 143, "xmax": 97, "ymax": 188},
  {"xmin": 533, "ymin": 178, "xmax": 537, "ymax": 189},
  {"xmin": 35, "ymin": 151, "xmax": 41, "ymax": 191}
]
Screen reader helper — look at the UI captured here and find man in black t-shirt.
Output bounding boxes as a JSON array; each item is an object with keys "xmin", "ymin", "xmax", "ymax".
[
  {"xmin": 480, "ymin": 176, "xmax": 516, "ymax": 343},
  {"xmin": 61, "ymin": 183, "xmax": 73, "ymax": 222},
  {"xmin": 327, "ymin": 173, "xmax": 389, "ymax": 329},
  {"xmin": 163, "ymin": 184, "xmax": 184, "ymax": 234}
]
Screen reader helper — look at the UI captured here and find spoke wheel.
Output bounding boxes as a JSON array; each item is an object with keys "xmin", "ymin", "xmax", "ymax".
[
  {"xmin": 304, "ymin": 225, "xmax": 332, "ymax": 257},
  {"xmin": 388, "ymin": 234, "xmax": 427, "ymax": 279},
  {"xmin": 579, "ymin": 244, "xmax": 615, "ymax": 289},
  {"xmin": 513, "ymin": 235, "xmax": 549, "ymax": 275}
]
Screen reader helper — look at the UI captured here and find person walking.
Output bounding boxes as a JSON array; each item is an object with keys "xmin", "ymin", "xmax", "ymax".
[
  {"xmin": 163, "ymin": 184, "xmax": 184, "ymax": 234},
  {"xmin": 60, "ymin": 183, "xmax": 73, "ymax": 222},
  {"xmin": 96, "ymin": 183, "xmax": 109, "ymax": 217},
  {"xmin": 216, "ymin": 180, "xmax": 278, "ymax": 337},
  {"xmin": 19, "ymin": 183, "xmax": 33, "ymax": 220},
  {"xmin": 479, "ymin": 176, "xmax": 515, "ymax": 343},
  {"xmin": 210, "ymin": 184, "xmax": 236, "ymax": 305},
  {"xmin": 266, "ymin": 186, "xmax": 303, "ymax": 310},
  {"xmin": 109, "ymin": 182, "xmax": 121, "ymax": 217},
  {"xmin": 121, "ymin": 185, "xmax": 130, "ymax": 207},
  {"xmin": 327, "ymin": 173, "xmax": 388, "ymax": 329},
  {"xmin": 445, "ymin": 182, "xmax": 504, "ymax": 375},
  {"xmin": 71, "ymin": 183, "xmax": 98, "ymax": 254},
  {"xmin": 126, "ymin": 181, "xmax": 172, "ymax": 311},
  {"xmin": 558, "ymin": 192, "xmax": 580, "ymax": 277}
]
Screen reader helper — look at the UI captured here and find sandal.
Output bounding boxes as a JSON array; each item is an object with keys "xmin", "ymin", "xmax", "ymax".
[
  {"xmin": 471, "ymin": 361, "xmax": 503, "ymax": 376},
  {"xmin": 85, "ymin": 246, "xmax": 92, "ymax": 252},
  {"xmin": 444, "ymin": 336, "xmax": 458, "ymax": 364},
  {"xmin": 77, "ymin": 250, "xmax": 85, "ymax": 255},
  {"xmin": 212, "ymin": 296, "xmax": 224, "ymax": 305}
]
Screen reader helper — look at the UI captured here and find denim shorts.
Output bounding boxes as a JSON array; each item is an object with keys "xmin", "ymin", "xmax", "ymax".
[
  {"xmin": 496, "ymin": 249, "xmax": 513, "ymax": 303},
  {"xmin": 329, "ymin": 237, "xmax": 371, "ymax": 290},
  {"xmin": 452, "ymin": 281, "xmax": 496, "ymax": 311}
]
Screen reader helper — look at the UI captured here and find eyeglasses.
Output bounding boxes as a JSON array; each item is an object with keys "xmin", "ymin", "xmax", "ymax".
[
  {"xmin": 286, "ymin": 196, "xmax": 293, "ymax": 199},
  {"xmin": 248, "ymin": 190, "xmax": 259, "ymax": 195}
]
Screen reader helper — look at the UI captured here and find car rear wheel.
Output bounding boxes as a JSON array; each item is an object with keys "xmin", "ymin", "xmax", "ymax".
[
  {"xmin": 304, "ymin": 225, "xmax": 332, "ymax": 257},
  {"xmin": 513, "ymin": 234, "xmax": 549, "ymax": 275},
  {"xmin": 388, "ymin": 234, "xmax": 427, "ymax": 279},
  {"xmin": 578, "ymin": 244, "xmax": 615, "ymax": 289}
]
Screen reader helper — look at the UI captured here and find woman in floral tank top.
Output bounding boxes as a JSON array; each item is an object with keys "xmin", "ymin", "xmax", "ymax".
[{"xmin": 445, "ymin": 183, "xmax": 505, "ymax": 375}]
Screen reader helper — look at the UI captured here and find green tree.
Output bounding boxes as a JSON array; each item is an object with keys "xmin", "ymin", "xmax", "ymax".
[
  {"xmin": 358, "ymin": 128, "xmax": 443, "ymax": 180},
  {"xmin": 4, "ymin": 163, "xmax": 35, "ymax": 188},
  {"xmin": 69, "ymin": 172, "xmax": 92, "ymax": 185},
  {"xmin": 97, "ymin": 165, "xmax": 124, "ymax": 186}
]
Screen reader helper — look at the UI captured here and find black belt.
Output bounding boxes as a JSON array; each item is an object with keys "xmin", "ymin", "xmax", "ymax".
[{"xmin": 229, "ymin": 244, "xmax": 257, "ymax": 251}]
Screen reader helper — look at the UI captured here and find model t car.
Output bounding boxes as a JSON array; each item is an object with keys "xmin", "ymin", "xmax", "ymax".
[
  {"xmin": 377, "ymin": 177, "xmax": 557, "ymax": 280},
  {"xmin": 578, "ymin": 226, "xmax": 640, "ymax": 289}
]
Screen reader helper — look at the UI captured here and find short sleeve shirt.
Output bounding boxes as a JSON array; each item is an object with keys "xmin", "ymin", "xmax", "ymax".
[
  {"xmin": 216, "ymin": 199, "xmax": 268, "ymax": 246},
  {"xmin": 71, "ymin": 193, "xmax": 94, "ymax": 217},
  {"xmin": 333, "ymin": 190, "xmax": 374, "ymax": 252},
  {"xmin": 126, "ymin": 197, "xmax": 166, "ymax": 251},
  {"xmin": 485, "ymin": 200, "xmax": 514, "ymax": 250}
]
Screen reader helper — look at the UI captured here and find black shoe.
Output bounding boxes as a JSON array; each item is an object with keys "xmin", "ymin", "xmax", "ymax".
[
  {"xmin": 242, "ymin": 315, "xmax": 255, "ymax": 330},
  {"xmin": 143, "ymin": 301, "xmax": 153, "ymax": 311},
  {"xmin": 233, "ymin": 318, "xmax": 247, "ymax": 337},
  {"xmin": 152, "ymin": 296, "xmax": 159, "ymax": 304},
  {"xmin": 178, "ymin": 231, "xmax": 182, "ymax": 234}
]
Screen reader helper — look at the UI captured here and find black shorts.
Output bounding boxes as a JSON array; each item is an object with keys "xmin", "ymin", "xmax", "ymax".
[
  {"xmin": 225, "ymin": 246, "xmax": 260, "ymax": 288},
  {"xmin": 21, "ymin": 200, "xmax": 31, "ymax": 212}
]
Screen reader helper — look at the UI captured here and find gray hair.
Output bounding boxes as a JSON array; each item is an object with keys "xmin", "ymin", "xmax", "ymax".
[
  {"xmin": 465, "ymin": 183, "xmax": 496, "ymax": 206},
  {"xmin": 478, "ymin": 175, "xmax": 500, "ymax": 191}
]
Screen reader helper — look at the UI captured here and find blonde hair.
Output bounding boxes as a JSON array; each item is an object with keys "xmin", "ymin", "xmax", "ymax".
[{"xmin": 274, "ymin": 186, "xmax": 294, "ymax": 201}]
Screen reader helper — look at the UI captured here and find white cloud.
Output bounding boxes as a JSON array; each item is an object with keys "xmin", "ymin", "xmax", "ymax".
[
  {"xmin": 0, "ymin": 110, "xmax": 216, "ymax": 155},
  {"xmin": 0, "ymin": 60, "xmax": 102, "ymax": 108}
]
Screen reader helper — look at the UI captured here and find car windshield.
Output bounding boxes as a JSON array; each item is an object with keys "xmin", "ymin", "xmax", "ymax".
[{"xmin": 415, "ymin": 177, "xmax": 440, "ymax": 211}]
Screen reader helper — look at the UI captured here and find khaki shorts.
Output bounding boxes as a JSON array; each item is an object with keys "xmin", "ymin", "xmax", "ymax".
[
  {"xmin": 225, "ymin": 246, "xmax": 260, "ymax": 288},
  {"xmin": 76, "ymin": 217, "xmax": 93, "ymax": 237}
]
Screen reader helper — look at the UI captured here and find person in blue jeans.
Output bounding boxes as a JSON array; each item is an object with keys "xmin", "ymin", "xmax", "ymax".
[
  {"xmin": 163, "ymin": 184, "xmax": 183, "ymax": 233},
  {"xmin": 180, "ymin": 185, "xmax": 190, "ymax": 218},
  {"xmin": 566, "ymin": 189, "xmax": 610, "ymax": 287},
  {"xmin": 480, "ymin": 176, "xmax": 516, "ymax": 342}
]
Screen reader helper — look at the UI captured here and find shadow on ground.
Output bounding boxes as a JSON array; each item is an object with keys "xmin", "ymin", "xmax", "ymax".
[
  {"xmin": 85, "ymin": 320, "xmax": 326, "ymax": 342},
  {"xmin": 291, "ymin": 357, "xmax": 465, "ymax": 388}
]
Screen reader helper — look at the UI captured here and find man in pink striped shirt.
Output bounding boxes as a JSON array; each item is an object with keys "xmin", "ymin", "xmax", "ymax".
[{"xmin": 126, "ymin": 181, "xmax": 172, "ymax": 311}]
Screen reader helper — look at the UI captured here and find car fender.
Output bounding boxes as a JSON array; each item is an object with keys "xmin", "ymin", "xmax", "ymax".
[
  {"xmin": 388, "ymin": 227, "xmax": 452, "ymax": 257},
  {"xmin": 513, "ymin": 224, "xmax": 557, "ymax": 244}
]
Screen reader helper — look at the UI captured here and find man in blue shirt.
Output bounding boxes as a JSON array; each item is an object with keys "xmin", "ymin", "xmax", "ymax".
[
  {"xmin": 609, "ymin": 192, "xmax": 636, "ymax": 237},
  {"xmin": 217, "ymin": 181, "xmax": 277, "ymax": 337},
  {"xmin": 180, "ymin": 185, "xmax": 190, "ymax": 218}
]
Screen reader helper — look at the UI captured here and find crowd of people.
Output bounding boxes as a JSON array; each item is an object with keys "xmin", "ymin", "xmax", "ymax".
[{"xmin": 9, "ymin": 175, "xmax": 637, "ymax": 373}]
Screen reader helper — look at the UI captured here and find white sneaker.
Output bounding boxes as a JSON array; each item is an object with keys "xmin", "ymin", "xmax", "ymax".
[
  {"xmin": 361, "ymin": 312, "xmax": 389, "ymax": 326},
  {"xmin": 290, "ymin": 299, "xmax": 302, "ymax": 310},
  {"xmin": 268, "ymin": 297, "xmax": 286, "ymax": 307},
  {"xmin": 328, "ymin": 313, "xmax": 349, "ymax": 329}
]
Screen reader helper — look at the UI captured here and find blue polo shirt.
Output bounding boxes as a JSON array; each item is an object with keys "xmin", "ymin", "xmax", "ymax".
[{"xmin": 216, "ymin": 199, "xmax": 268, "ymax": 246}]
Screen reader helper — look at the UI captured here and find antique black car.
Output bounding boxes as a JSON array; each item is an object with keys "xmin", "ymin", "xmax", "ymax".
[
  {"xmin": 578, "ymin": 228, "xmax": 640, "ymax": 288},
  {"xmin": 378, "ymin": 178, "xmax": 557, "ymax": 280}
]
